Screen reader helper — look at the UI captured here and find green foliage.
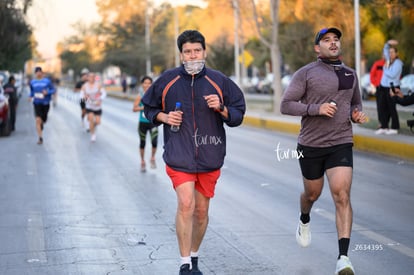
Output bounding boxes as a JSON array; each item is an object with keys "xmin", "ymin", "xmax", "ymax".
[
  {"xmin": 207, "ymin": 33, "xmax": 235, "ymax": 76},
  {"xmin": 60, "ymin": 50, "xmax": 92, "ymax": 76},
  {"xmin": 0, "ymin": 0, "xmax": 33, "ymax": 72},
  {"xmin": 101, "ymin": 14, "xmax": 146, "ymax": 76},
  {"xmin": 57, "ymin": 0, "xmax": 414, "ymax": 79},
  {"xmin": 360, "ymin": 0, "xmax": 414, "ymax": 74},
  {"xmin": 278, "ymin": 21, "xmax": 315, "ymax": 72}
]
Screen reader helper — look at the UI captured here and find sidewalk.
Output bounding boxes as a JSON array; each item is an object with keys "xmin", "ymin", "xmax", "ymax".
[{"xmin": 107, "ymin": 89, "xmax": 414, "ymax": 161}]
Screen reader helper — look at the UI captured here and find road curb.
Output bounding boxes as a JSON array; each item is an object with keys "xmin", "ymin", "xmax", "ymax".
[{"xmin": 108, "ymin": 91, "xmax": 414, "ymax": 161}]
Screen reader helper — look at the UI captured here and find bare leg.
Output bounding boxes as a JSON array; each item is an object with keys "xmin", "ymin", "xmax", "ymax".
[
  {"xmin": 191, "ymin": 190, "xmax": 210, "ymax": 253},
  {"xmin": 139, "ymin": 148, "xmax": 146, "ymax": 171},
  {"xmin": 35, "ymin": 117, "xmax": 43, "ymax": 138},
  {"xmin": 150, "ymin": 147, "xmax": 157, "ymax": 168},
  {"xmin": 88, "ymin": 113, "xmax": 95, "ymax": 134},
  {"xmin": 95, "ymin": 115, "xmax": 101, "ymax": 127},
  {"xmin": 326, "ymin": 167, "xmax": 353, "ymax": 239},
  {"xmin": 175, "ymin": 182, "xmax": 196, "ymax": 257},
  {"xmin": 300, "ymin": 176, "xmax": 324, "ymax": 215}
]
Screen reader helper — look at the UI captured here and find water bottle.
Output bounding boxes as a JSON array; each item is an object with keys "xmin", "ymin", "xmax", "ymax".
[
  {"xmin": 390, "ymin": 82, "xmax": 396, "ymax": 95},
  {"xmin": 170, "ymin": 102, "xmax": 182, "ymax": 132}
]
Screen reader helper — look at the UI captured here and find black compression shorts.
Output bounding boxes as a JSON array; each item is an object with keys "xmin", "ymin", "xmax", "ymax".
[
  {"xmin": 86, "ymin": 109, "xmax": 102, "ymax": 115},
  {"xmin": 34, "ymin": 104, "xmax": 50, "ymax": 123},
  {"xmin": 297, "ymin": 143, "xmax": 353, "ymax": 180}
]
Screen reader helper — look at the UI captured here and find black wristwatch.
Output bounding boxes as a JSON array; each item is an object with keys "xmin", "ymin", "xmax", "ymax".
[{"xmin": 219, "ymin": 104, "xmax": 225, "ymax": 112}]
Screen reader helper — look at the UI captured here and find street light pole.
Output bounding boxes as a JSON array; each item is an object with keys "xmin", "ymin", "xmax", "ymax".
[
  {"xmin": 174, "ymin": 7, "xmax": 180, "ymax": 67},
  {"xmin": 354, "ymin": 0, "xmax": 361, "ymax": 86},
  {"xmin": 145, "ymin": 0, "xmax": 151, "ymax": 76},
  {"xmin": 232, "ymin": 0, "xmax": 240, "ymax": 86}
]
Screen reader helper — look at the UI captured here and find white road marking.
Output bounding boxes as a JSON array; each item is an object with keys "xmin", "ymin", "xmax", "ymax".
[
  {"xmin": 26, "ymin": 211, "xmax": 47, "ymax": 264},
  {"xmin": 314, "ymin": 208, "xmax": 414, "ymax": 259}
]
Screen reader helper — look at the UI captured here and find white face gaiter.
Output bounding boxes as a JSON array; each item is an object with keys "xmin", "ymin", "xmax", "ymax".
[{"xmin": 183, "ymin": 60, "xmax": 205, "ymax": 75}]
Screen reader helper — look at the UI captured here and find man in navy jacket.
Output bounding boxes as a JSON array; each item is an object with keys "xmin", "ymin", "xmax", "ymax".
[{"xmin": 142, "ymin": 30, "xmax": 245, "ymax": 275}]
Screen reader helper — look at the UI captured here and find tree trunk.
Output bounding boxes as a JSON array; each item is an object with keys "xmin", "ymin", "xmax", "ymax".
[{"xmin": 271, "ymin": 0, "xmax": 282, "ymax": 115}]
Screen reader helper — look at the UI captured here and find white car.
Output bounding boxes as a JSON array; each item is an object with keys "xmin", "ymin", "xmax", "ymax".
[
  {"xmin": 360, "ymin": 73, "xmax": 376, "ymax": 100},
  {"xmin": 400, "ymin": 74, "xmax": 414, "ymax": 96}
]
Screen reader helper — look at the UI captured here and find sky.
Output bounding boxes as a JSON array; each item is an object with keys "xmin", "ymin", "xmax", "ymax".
[{"xmin": 28, "ymin": 0, "xmax": 207, "ymax": 59}]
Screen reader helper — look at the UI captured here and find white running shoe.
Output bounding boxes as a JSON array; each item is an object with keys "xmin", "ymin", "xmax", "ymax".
[
  {"xmin": 385, "ymin": 129, "xmax": 398, "ymax": 135},
  {"xmin": 296, "ymin": 221, "xmax": 311, "ymax": 247},
  {"xmin": 91, "ymin": 134, "xmax": 96, "ymax": 142},
  {"xmin": 374, "ymin": 128, "xmax": 388, "ymax": 135},
  {"xmin": 335, "ymin": 255, "xmax": 355, "ymax": 275}
]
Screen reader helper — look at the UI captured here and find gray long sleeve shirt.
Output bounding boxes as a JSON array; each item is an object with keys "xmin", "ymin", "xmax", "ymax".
[{"xmin": 280, "ymin": 59, "xmax": 362, "ymax": 147}]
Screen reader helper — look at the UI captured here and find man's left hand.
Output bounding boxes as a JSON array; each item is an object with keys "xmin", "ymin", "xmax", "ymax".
[
  {"xmin": 351, "ymin": 108, "xmax": 367, "ymax": 123},
  {"xmin": 204, "ymin": 94, "xmax": 221, "ymax": 110}
]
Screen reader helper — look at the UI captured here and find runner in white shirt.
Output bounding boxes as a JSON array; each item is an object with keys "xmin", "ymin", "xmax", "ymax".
[{"xmin": 80, "ymin": 73, "xmax": 106, "ymax": 142}]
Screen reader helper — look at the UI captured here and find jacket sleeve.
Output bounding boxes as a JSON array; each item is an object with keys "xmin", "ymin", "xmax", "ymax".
[
  {"xmin": 280, "ymin": 69, "xmax": 312, "ymax": 116},
  {"xmin": 223, "ymin": 78, "xmax": 246, "ymax": 127},
  {"xmin": 350, "ymin": 74, "xmax": 363, "ymax": 113},
  {"xmin": 395, "ymin": 94, "xmax": 414, "ymax": 106},
  {"xmin": 142, "ymin": 81, "xmax": 163, "ymax": 126}
]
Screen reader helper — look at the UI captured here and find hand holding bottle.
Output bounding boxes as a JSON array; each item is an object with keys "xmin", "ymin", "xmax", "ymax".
[{"xmin": 170, "ymin": 102, "xmax": 183, "ymax": 132}]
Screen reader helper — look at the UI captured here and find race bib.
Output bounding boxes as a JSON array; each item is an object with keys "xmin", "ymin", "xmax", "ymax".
[{"xmin": 34, "ymin": 92, "xmax": 44, "ymax": 99}]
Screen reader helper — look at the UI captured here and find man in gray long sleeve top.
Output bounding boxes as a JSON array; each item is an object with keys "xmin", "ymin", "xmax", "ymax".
[{"xmin": 281, "ymin": 27, "xmax": 367, "ymax": 275}]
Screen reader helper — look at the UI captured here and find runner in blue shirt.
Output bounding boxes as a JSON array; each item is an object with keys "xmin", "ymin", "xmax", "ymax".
[{"xmin": 29, "ymin": 67, "xmax": 55, "ymax": 144}]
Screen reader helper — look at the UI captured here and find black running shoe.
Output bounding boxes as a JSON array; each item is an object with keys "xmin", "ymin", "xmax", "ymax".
[
  {"xmin": 179, "ymin": 264, "xmax": 191, "ymax": 275},
  {"xmin": 191, "ymin": 257, "xmax": 203, "ymax": 275},
  {"xmin": 37, "ymin": 137, "xmax": 43, "ymax": 145}
]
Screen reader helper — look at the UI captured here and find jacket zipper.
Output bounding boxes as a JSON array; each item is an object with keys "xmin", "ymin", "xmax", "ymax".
[{"xmin": 191, "ymin": 74, "xmax": 198, "ymax": 164}]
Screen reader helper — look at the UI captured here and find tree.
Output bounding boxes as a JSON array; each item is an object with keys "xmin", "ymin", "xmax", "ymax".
[
  {"xmin": 60, "ymin": 49, "xmax": 92, "ymax": 76},
  {"xmin": 0, "ymin": 0, "xmax": 33, "ymax": 71},
  {"xmin": 207, "ymin": 33, "xmax": 235, "ymax": 76},
  {"xmin": 59, "ymin": 22, "xmax": 102, "ymax": 76},
  {"xmin": 250, "ymin": 0, "xmax": 283, "ymax": 114},
  {"xmin": 361, "ymin": 0, "xmax": 414, "ymax": 74}
]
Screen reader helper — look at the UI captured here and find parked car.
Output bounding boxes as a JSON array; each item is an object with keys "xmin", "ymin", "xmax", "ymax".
[
  {"xmin": 400, "ymin": 74, "xmax": 414, "ymax": 96},
  {"xmin": 0, "ymin": 85, "xmax": 11, "ymax": 136},
  {"xmin": 360, "ymin": 73, "xmax": 376, "ymax": 100}
]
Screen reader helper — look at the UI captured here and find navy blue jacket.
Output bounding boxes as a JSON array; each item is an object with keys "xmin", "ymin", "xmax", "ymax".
[{"xmin": 142, "ymin": 65, "xmax": 246, "ymax": 173}]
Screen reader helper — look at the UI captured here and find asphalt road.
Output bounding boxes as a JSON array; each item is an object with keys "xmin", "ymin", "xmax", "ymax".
[{"xmin": 0, "ymin": 88, "xmax": 413, "ymax": 275}]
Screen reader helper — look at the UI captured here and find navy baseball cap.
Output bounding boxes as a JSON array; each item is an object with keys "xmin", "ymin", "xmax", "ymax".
[
  {"xmin": 34, "ymin": 66, "xmax": 42, "ymax": 73},
  {"xmin": 314, "ymin": 27, "xmax": 342, "ymax": 45}
]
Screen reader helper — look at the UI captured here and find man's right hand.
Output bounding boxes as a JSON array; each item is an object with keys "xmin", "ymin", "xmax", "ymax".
[
  {"xmin": 319, "ymin": 102, "xmax": 337, "ymax": 118},
  {"xmin": 167, "ymin": 110, "xmax": 183, "ymax": 126},
  {"xmin": 390, "ymin": 88, "xmax": 404, "ymax": 98}
]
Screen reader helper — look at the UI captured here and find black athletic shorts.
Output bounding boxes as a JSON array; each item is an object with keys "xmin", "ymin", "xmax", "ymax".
[
  {"xmin": 34, "ymin": 104, "xmax": 50, "ymax": 123},
  {"xmin": 297, "ymin": 143, "xmax": 353, "ymax": 180},
  {"xmin": 86, "ymin": 108, "xmax": 102, "ymax": 116}
]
